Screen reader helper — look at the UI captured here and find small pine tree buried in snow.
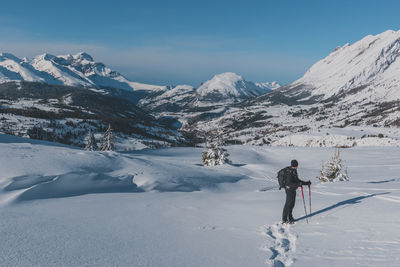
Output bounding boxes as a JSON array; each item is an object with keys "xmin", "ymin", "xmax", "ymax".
[
  {"xmin": 202, "ymin": 137, "xmax": 230, "ymax": 166},
  {"xmin": 100, "ymin": 124, "xmax": 115, "ymax": 151},
  {"xmin": 84, "ymin": 129, "xmax": 98, "ymax": 151},
  {"xmin": 317, "ymin": 148, "xmax": 349, "ymax": 182}
]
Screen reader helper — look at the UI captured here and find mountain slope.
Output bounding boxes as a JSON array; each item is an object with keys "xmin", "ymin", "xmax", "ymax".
[
  {"xmin": 0, "ymin": 53, "xmax": 57, "ymax": 84},
  {"xmin": 284, "ymin": 30, "xmax": 400, "ymax": 102},
  {"xmin": 0, "ymin": 81, "xmax": 185, "ymax": 149},
  {"xmin": 138, "ymin": 85, "xmax": 196, "ymax": 112}
]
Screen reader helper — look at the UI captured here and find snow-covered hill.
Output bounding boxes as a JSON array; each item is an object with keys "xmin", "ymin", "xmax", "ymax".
[
  {"xmin": 0, "ymin": 52, "xmax": 166, "ymax": 92},
  {"xmin": 1, "ymin": 136, "xmax": 400, "ymax": 266}
]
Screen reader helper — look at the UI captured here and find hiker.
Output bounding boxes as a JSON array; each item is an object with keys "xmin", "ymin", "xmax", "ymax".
[{"xmin": 280, "ymin": 160, "xmax": 311, "ymax": 224}]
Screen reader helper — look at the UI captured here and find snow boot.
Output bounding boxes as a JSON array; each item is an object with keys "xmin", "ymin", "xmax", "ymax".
[{"xmin": 282, "ymin": 220, "xmax": 295, "ymax": 225}]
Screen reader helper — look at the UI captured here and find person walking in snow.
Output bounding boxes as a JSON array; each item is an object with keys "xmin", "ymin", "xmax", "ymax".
[{"xmin": 280, "ymin": 160, "xmax": 311, "ymax": 224}]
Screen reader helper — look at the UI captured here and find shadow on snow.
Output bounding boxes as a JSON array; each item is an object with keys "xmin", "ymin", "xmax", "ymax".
[
  {"xmin": 4, "ymin": 172, "xmax": 143, "ymax": 202},
  {"xmin": 367, "ymin": 178, "xmax": 398, "ymax": 184},
  {"xmin": 296, "ymin": 192, "xmax": 391, "ymax": 222}
]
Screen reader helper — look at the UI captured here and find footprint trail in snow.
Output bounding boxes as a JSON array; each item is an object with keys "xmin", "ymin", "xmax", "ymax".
[{"xmin": 265, "ymin": 223, "xmax": 297, "ymax": 267}]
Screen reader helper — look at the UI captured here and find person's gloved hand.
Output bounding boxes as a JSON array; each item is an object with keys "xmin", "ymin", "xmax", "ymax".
[{"xmin": 304, "ymin": 180, "xmax": 311, "ymax": 186}]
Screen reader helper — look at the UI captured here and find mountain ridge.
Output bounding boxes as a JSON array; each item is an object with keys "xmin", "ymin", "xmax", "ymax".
[
  {"xmin": 138, "ymin": 72, "xmax": 280, "ymax": 113},
  {"xmin": 0, "ymin": 52, "xmax": 167, "ymax": 92}
]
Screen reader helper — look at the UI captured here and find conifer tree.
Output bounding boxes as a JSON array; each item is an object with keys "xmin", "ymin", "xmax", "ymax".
[
  {"xmin": 317, "ymin": 148, "xmax": 349, "ymax": 182},
  {"xmin": 202, "ymin": 135, "xmax": 230, "ymax": 166},
  {"xmin": 84, "ymin": 129, "xmax": 98, "ymax": 151},
  {"xmin": 100, "ymin": 124, "xmax": 115, "ymax": 151}
]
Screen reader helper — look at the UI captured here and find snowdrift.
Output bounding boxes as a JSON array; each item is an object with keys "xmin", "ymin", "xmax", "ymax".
[
  {"xmin": 5, "ymin": 173, "xmax": 141, "ymax": 201},
  {"xmin": 0, "ymin": 134, "xmax": 244, "ymax": 202}
]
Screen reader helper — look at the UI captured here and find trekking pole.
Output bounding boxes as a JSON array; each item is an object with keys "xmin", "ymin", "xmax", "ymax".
[
  {"xmin": 300, "ymin": 186, "xmax": 309, "ymax": 224},
  {"xmin": 308, "ymin": 184, "xmax": 312, "ymax": 220}
]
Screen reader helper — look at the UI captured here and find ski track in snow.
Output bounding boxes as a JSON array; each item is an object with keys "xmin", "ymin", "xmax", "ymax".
[{"xmin": 264, "ymin": 223, "xmax": 297, "ymax": 267}]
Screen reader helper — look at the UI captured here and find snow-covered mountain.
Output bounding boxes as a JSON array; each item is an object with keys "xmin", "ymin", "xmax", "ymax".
[
  {"xmin": 176, "ymin": 30, "xmax": 400, "ymax": 146},
  {"xmin": 282, "ymin": 29, "xmax": 400, "ymax": 103},
  {"xmin": 3, "ymin": 30, "xmax": 400, "ymax": 148},
  {"xmin": 0, "ymin": 53, "xmax": 57, "ymax": 84},
  {"xmin": 195, "ymin": 72, "xmax": 272, "ymax": 102},
  {"xmin": 0, "ymin": 52, "xmax": 167, "ymax": 92},
  {"xmin": 138, "ymin": 72, "xmax": 276, "ymax": 114},
  {"xmin": 1, "ymin": 53, "xmax": 282, "ymax": 146}
]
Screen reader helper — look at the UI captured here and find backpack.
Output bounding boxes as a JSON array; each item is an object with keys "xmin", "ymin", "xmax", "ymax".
[{"xmin": 277, "ymin": 167, "xmax": 289, "ymax": 190}]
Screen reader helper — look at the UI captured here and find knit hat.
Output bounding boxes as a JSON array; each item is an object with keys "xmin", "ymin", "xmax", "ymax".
[{"xmin": 291, "ymin": 159, "xmax": 298, "ymax": 167}]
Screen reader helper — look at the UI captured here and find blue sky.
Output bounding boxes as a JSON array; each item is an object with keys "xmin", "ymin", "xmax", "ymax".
[{"xmin": 1, "ymin": 0, "xmax": 399, "ymax": 86}]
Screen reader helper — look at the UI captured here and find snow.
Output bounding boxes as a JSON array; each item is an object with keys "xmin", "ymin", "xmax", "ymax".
[
  {"xmin": 158, "ymin": 84, "xmax": 195, "ymax": 98},
  {"xmin": 272, "ymin": 134, "xmax": 400, "ymax": 147},
  {"xmin": 1, "ymin": 134, "xmax": 400, "ymax": 266},
  {"xmin": 138, "ymin": 84, "xmax": 195, "ymax": 111},
  {"xmin": 0, "ymin": 56, "xmax": 46, "ymax": 83},
  {"xmin": 113, "ymin": 75, "xmax": 167, "ymax": 91},
  {"xmin": 30, "ymin": 53, "xmax": 94, "ymax": 87},
  {"xmin": 294, "ymin": 29, "xmax": 400, "ymax": 102},
  {"xmin": 0, "ymin": 99, "xmax": 63, "ymax": 113},
  {"xmin": 0, "ymin": 52, "xmax": 166, "ymax": 92},
  {"xmin": 197, "ymin": 72, "xmax": 272, "ymax": 100},
  {"xmin": 256, "ymin": 81, "xmax": 281, "ymax": 90},
  {"xmin": 167, "ymin": 30, "xmax": 400, "ymax": 146}
]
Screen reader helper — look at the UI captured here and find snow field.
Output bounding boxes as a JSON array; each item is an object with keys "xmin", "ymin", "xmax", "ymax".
[{"xmin": 0, "ymin": 135, "xmax": 400, "ymax": 266}]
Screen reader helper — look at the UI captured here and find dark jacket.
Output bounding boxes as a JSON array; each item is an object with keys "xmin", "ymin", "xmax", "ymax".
[{"xmin": 284, "ymin": 167, "xmax": 308, "ymax": 191}]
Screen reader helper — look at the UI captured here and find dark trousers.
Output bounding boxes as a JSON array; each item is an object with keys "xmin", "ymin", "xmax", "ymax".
[{"xmin": 282, "ymin": 188, "xmax": 296, "ymax": 222}]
